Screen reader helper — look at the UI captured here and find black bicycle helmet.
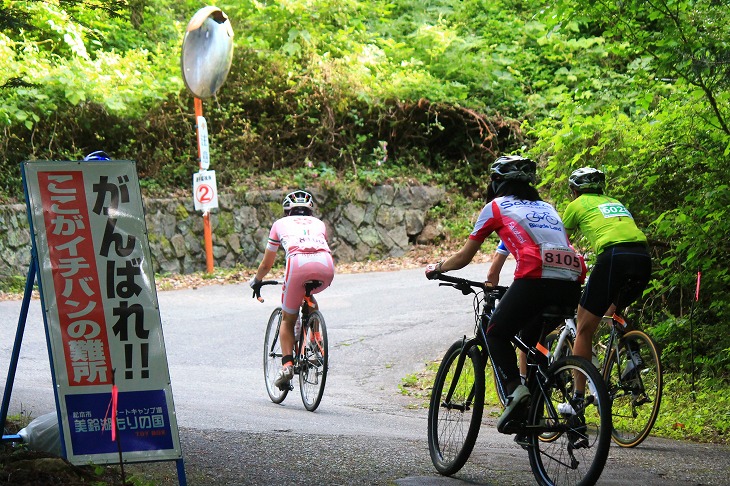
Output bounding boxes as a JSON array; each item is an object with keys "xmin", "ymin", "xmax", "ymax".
[
  {"xmin": 490, "ymin": 155, "xmax": 537, "ymax": 183},
  {"xmin": 282, "ymin": 190, "xmax": 314, "ymax": 216},
  {"xmin": 569, "ymin": 167, "xmax": 605, "ymax": 192}
]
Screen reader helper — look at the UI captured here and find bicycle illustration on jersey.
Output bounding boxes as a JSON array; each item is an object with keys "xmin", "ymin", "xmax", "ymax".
[{"xmin": 526, "ymin": 211, "xmax": 559, "ymax": 225}]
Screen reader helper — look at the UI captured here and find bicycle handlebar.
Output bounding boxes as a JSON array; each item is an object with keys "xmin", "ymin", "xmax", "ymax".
[
  {"xmin": 253, "ymin": 279, "xmax": 281, "ymax": 303},
  {"xmin": 431, "ymin": 272, "xmax": 508, "ymax": 297}
]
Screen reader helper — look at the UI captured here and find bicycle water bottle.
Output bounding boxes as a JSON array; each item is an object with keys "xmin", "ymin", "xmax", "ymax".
[{"xmin": 294, "ymin": 317, "xmax": 302, "ymax": 341}]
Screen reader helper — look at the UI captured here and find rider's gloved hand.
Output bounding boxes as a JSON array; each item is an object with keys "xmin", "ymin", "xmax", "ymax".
[
  {"xmin": 425, "ymin": 261, "xmax": 443, "ymax": 280},
  {"xmin": 249, "ymin": 277, "xmax": 262, "ymax": 298}
]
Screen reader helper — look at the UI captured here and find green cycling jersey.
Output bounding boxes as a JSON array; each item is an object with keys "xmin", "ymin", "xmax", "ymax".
[{"xmin": 562, "ymin": 193, "xmax": 647, "ymax": 255}]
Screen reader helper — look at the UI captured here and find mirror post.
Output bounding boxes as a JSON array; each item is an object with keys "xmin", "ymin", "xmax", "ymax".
[
  {"xmin": 194, "ymin": 97, "xmax": 215, "ymax": 274},
  {"xmin": 181, "ymin": 6, "xmax": 234, "ymax": 275}
]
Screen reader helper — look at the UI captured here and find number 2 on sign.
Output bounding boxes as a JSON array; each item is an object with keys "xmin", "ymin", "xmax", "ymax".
[{"xmin": 196, "ymin": 183, "xmax": 213, "ymax": 204}]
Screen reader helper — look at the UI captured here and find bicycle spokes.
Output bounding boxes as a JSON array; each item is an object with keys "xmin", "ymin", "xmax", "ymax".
[
  {"xmin": 528, "ymin": 357, "xmax": 611, "ymax": 486},
  {"xmin": 264, "ymin": 308, "xmax": 289, "ymax": 404},
  {"xmin": 299, "ymin": 311, "xmax": 328, "ymax": 411},
  {"xmin": 607, "ymin": 330, "xmax": 663, "ymax": 447}
]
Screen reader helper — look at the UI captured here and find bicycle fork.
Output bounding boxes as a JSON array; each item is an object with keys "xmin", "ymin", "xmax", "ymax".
[{"xmin": 442, "ymin": 336, "xmax": 479, "ymax": 411}]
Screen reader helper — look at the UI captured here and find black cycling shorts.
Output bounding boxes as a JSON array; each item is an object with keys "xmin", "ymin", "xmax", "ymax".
[
  {"xmin": 580, "ymin": 243, "xmax": 652, "ymax": 317},
  {"xmin": 486, "ymin": 278, "xmax": 581, "ymax": 390}
]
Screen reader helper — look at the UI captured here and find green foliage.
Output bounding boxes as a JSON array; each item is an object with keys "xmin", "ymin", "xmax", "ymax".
[
  {"xmin": 0, "ymin": 0, "xmax": 729, "ymax": 384},
  {"xmin": 0, "ymin": 274, "xmax": 28, "ymax": 294},
  {"xmin": 653, "ymin": 375, "xmax": 730, "ymax": 443},
  {"xmin": 528, "ymin": 0, "xmax": 730, "ymax": 379},
  {"xmin": 428, "ymin": 192, "xmax": 485, "ymax": 242},
  {"xmin": 399, "ymin": 360, "xmax": 437, "ymax": 409}
]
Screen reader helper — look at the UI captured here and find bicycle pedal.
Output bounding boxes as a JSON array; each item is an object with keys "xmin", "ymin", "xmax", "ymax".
[
  {"xmin": 569, "ymin": 436, "xmax": 589, "ymax": 450},
  {"xmin": 497, "ymin": 419, "xmax": 523, "ymax": 435},
  {"xmin": 514, "ymin": 433, "xmax": 530, "ymax": 448},
  {"xmin": 632, "ymin": 395, "xmax": 650, "ymax": 406}
]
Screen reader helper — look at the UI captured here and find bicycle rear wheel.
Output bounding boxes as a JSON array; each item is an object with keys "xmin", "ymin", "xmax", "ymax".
[
  {"xmin": 263, "ymin": 307, "xmax": 288, "ymax": 403},
  {"xmin": 299, "ymin": 310, "xmax": 328, "ymax": 411},
  {"xmin": 427, "ymin": 339, "xmax": 485, "ymax": 476},
  {"xmin": 528, "ymin": 356, "xmax": 611, "ymax": 486},
  {"xmin": 604, "ymin": 330, "xmax": 662, "ymax": 447}
]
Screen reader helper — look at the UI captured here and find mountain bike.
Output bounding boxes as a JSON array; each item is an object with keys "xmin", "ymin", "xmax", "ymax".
[
  {"xmin": 545, "ymin": 311, "xmax": 662, "ymax": 448},
  {"xmin": 255, "ymin": 280, "xmax": 328, "ymax": 411},
  {"xmin": 427, "ymin": 274, "xmax": 611, "ymax": 486}
]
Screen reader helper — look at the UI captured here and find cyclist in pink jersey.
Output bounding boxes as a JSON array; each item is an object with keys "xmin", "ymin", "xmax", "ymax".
[
  {"xmin": 250, "ymin": 190, "xmax": 335, "ymax": 389},
  {"xmin": 426, "ymin": 155, "xmax": 586, "ymax": 434}
]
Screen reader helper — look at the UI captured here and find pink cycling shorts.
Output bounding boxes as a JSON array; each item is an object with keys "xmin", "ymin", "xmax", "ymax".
[{"xmin": 281, "ymin": 252, "xmax": 335, "ymax": 314}]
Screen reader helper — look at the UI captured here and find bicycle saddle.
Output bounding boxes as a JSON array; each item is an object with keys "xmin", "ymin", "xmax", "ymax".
[{"xmin": 304, "ymin": 280, "xmax": 323, "ymax": 294}]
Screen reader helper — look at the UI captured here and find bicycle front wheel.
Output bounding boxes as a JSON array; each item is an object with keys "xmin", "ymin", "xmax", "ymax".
[
  {"xmin": 299, "ymin": 310, "xmax": 328, "ymax": 411},
  {"xmin": 263, "ymin": 307, "xmax": 288, "ymax": 403},
  {"xmin": 427, "ymin": 339, "xmax": 485, "ymax": 476},
  {"xmin": 528, "ymin": 356, "xmax": 612, "ymax": 486},
  {"xmin": 605, "ymin": 330, "xmax": 662, "ymax": 447}
]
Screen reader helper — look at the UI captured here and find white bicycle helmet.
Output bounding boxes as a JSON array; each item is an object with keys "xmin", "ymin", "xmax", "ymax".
[
  {"xmin": 282, "ymin": 190, "xmax": 314, "ymax": 216},
  {"xmin": 569, "ymin": 167, "xmax": 605, "ymax": 192}
]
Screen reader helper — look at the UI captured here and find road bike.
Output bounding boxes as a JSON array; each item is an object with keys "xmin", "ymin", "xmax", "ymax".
[
  {"xmin": 427, "ymin": 274, "xmax": 611, "ymax": 486},
  {"xmin": 545, "ymin": 310, "xmax": 662, "ymax": 447},
  {"xmin": 255, "ymin": 280, "xmax": 328, "ymax": 411}
]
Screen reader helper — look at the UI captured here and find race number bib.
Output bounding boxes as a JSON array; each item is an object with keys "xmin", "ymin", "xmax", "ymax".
[
  {"xmin": 598, "ymin": 202, "xmax": 632, "ymax": 219},
  {"xmin": 541, "ymin": 245, "xmax": 582, "ymax": 275}
]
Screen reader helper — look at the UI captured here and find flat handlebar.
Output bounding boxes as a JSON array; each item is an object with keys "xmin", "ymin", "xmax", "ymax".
[
  {"xmin": 430, "ymin": 272, "xmax": 508, "ymax": 296},
  {"xmin": 254, "ymin": 279, "xmax": 281, "ymax": 302}
]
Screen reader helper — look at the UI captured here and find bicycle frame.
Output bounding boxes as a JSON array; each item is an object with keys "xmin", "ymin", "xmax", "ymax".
[
  {"xmin": 259, "ymin": 279, "xmax": 328, "ymax": 411},
  {"xmin": 548, "ymin": 318, "xmax": 576, "ymax": 364},
  {"xmin": 437, "ymin": 277, "xmax": 552, "ymax": 415},
  {"xmin": 550, "ymin": 314, "xmax": 628, "ymax": 376},
  {"xmin": 427, "ymin": 272, "xmax": 612, "ymax": 484}
]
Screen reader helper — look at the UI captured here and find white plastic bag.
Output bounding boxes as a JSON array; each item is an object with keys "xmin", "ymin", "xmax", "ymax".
[{"xmin": 17, "ymin": 412, "xmax": 62, "ymax": 456}]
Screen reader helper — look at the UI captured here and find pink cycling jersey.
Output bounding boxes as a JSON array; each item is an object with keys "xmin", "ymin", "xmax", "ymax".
[
  {"xmin": 470, "ymin": 196, "xmax": 585, "ymax": 282},
  {"xmin": 266, "ymin": 216, "xmax": 331, "ymax": 257},
  {"xmin": 266, "ymin": 215, "xmax": 334, "ymax": 314}
]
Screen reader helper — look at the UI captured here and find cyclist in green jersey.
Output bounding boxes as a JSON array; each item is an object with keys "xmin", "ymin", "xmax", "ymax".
[{"xmin": 562, "ymin": 167, "xmax": 652, "ymax": 408}]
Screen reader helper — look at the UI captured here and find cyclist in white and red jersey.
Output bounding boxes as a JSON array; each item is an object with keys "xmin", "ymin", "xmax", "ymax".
[
  {"xmin": 250, "ymin": 190, "xmax": 335, "ymax": 389},
  {"xmin": 426, "ymin": 155, "xmax": 586, "ymax": 434}
]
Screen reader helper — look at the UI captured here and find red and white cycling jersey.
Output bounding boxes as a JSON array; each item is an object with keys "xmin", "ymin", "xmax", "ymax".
[
  {"xmin": 266, "ymin": 215, "xmax": 331, "ymax": 258},
  {"xmin": 470, "ymin": 196, "xmax": 586, "ymax": 282}
]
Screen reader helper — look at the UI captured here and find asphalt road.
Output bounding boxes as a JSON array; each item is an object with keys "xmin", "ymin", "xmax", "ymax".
[{"xmin": 1, "ymin": 262, "xmax": 729, "ymax": 485}]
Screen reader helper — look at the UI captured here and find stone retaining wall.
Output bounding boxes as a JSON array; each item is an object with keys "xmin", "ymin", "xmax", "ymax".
[{"xmin": 0, "ymin": 185, "xmax": 445, "ymax": 278}]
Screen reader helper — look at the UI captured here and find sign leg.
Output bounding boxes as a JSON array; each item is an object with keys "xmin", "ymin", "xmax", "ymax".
[
  {"xmin": 176, "ymin": 458, "xmax": 188, "ymax": 486},
  {"xmin": 1, "ymin": 259, "xmax": 37, "ymax": 440}
]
